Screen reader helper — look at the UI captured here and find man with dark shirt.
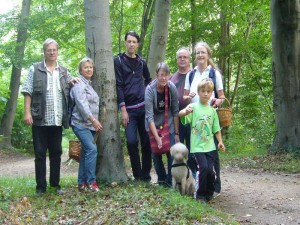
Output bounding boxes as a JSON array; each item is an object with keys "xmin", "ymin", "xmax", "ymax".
[
  {"xmin": 114, "ymin": 31, "xmax": 152, "ymax": 181},
  {"xmin": 170, "ymin": 47, "xmax": 197, "ymax": 176}
]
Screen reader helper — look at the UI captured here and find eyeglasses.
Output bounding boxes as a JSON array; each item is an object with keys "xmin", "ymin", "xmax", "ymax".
[
  {"xmin": 177, "ymin": 56, "xmax": 189, "ymax": 59},
  {"xmin": 46, "ymin": 49, "xmax": 57, "ymax": 53},
  {"xmin": 196, "ymin": 51, "xmax": 207, "ymax": 55}
]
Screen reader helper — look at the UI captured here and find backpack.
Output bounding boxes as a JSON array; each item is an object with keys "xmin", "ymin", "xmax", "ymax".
[{"xmin": 188, "ymin": 68, "xmax": 218, "ymax": 98}]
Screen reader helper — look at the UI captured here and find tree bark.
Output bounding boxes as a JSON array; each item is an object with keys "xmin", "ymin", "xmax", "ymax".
[
  {"xmin": 111, "ymin": 0, "xmax": 124, "ymax": 54},
  {"xmin": 138, "ymin": 0, "xmax": 155, "ymax": 58},
  {"xmin": 219, "ymin": 4, "xmax": 230, "ymax": 96},
  {"xmin": 190, "ymin": 0, "xmax": 197, "ymax": 57},
  {"xmin": 0, "ymin": 0, "xmax": 31, "ymax": 148},
  {"xmin": 84, "ymin": 0, "xmax": 128, "ymax": 182},
  {"xmin": 147, "ymin": 0, "xmax": 170, "ymax": 78},
  {"xmin": 271, "ymin": 0, "xmax": 300, "ymax": 152}
]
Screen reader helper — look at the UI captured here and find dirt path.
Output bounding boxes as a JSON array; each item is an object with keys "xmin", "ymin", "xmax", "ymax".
[{"xmin": 1, "ymin": 151, "xmax": 299, "ymax": 224}]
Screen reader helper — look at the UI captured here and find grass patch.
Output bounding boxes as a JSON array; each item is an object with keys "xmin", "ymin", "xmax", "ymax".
[
  {"xmin": 221, "ymin": 148, "xmax": 300, "ymax": 173},
  {"xmin": 0, "ymin": 177, "xmax": 237, "ymax": 224}
]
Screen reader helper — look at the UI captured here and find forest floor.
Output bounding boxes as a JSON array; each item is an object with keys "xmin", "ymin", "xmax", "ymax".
[{"xmin": 0, "ymin": 149, "xmax": 299, "ymax": 225}]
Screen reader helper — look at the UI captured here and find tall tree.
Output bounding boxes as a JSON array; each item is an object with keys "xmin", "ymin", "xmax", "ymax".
[
  {"xmin": 0, "ymin": 0, "xmax": 31, "ymax": 148},
  {"xmin": 84, "ymin": 0, "xmax": 128, "ymax": 182},
  {"xmin": 147, "ymin": 0, "xmax": 170, "ymax": 77},
  {"xmin": 138, "ymin": 0, "xmax": 155, "ymax": 57},
  {"xmin": 270, "ymin": 0, "xmax": 300, "ymax": 152}
]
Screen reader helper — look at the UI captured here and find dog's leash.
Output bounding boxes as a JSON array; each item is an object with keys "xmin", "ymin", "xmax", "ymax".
[{"xmin": 171, "ymin": 162, "xmax": 190, "ymax": 180}]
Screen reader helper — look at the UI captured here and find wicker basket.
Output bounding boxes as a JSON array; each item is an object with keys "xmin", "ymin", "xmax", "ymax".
[
  {"xmin": 216, "ymin": 98, "xmax": 232, "ymax": 128},
  {"xmin": 69, "ymin": 140, "xmax": 81, "ymax": 162}
]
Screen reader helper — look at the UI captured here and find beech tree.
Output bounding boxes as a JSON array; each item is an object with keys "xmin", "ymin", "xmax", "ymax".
[
  {"xmin": 147, "ymin": 0, "xmax": 170, "ymax": 77},
  {"xmin": 0, "ymin": 0, "xmax": 31, "ymax": 148},
  {"xmin": 84, "ymin": 0, "xmax": 128, "ymax": 182},
  {"xmin": 270, "ymin": 0, "xmax": 300, "ymax": 152}
]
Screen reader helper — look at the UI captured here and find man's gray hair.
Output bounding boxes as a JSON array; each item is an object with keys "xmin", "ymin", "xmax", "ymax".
[
  {"xmin": 43, "ymin": 38, "xmax": 59, "ymax": 52},
  {"xmin": 176, "ymin": 47, "xmax": 191, "ymax": 59}
]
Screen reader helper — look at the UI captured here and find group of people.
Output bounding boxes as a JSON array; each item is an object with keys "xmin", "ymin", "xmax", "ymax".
[{"xmin": 22, "ymin": 30, "xmax": 226, "ymax": 202}]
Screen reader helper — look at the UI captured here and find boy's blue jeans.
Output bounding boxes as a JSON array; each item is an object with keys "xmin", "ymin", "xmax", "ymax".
[{"xmin": 72, "ymin": 125, "xmax": 97, "ymax": 185}]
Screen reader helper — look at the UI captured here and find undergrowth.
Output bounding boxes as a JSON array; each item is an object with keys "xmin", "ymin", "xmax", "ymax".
[
  {"xmin": 220, "ymin": 148, "xmax": 300, "ymax": 174},
  {"xmin": 0, "ymin": 177, "xmax": 237, "ymax": 225}
]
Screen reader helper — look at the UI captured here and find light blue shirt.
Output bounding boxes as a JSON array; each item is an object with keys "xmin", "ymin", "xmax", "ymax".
[{"xmin": 70, "ymin": 75, "xmax": 99, "ymax": 130}]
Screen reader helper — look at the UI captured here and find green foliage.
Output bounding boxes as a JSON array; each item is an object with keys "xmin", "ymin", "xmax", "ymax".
[
  {"xmin": 1, "ymin": 0, "xmax": 275, "ymax": 157},
  {"xmin": 11, "ymin": 95, "xmax": 33, "ymax": 150},
  {"xmin": 0, "ymin": 178, "xmax": 237, "ymax": 224}
]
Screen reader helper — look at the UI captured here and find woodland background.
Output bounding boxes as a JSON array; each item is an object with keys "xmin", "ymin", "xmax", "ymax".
[{"xmin": 0, "ymin": 0, "xmax": 292, "ymax": 162}]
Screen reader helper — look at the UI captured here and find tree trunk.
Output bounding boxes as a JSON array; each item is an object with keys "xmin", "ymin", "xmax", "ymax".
[
  {"xmin": 0, "ymin": 0, "xmax": 31, "ymax": 148},
  {"xmin": 138, "ymin": 0, "xmax": 155, "ymax": 57},
  {"xmin": 84, "ymin": 0, "xmax": 128, "ymax": 182},
  {"xmin": 190, "ymin": 0, "xmax": 197, "ymax": 58},
  {"xmin": 219, "ymin": 4, "xmax": 230, "ymax": 96},
  {"xmin": 111, "ymin": 0, "xmax": 124, "ymax": 54},
  {"xmin": 147, "ymin": 0, "xmax": 170, "ymax": 78},
  {"xmin": 270, "ymin": 0, "xmax": 300, "ymax": 152}
]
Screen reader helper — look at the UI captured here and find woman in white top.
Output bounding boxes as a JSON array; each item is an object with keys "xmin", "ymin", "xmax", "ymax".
[
  {"xmin": 183, "ymin": 41, "xmax": 225, "ymax": 106},
  {"xmin": 183, "ymin": 41, "xmax": 226, "ymax": 195}
]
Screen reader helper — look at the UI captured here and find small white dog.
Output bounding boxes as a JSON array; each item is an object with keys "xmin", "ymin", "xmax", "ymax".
[{"xmin": 170, "ymin": 143, "xmax": 195, "ymax": 196}]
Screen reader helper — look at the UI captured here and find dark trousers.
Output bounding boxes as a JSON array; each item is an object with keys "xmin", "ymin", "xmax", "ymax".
[
  {"xmin": 152, "ymin": 133, "xmax": 175, "ymax": 186},
  {"xmin": 32, "ymin": 126, "xmax": 62, "ymax": 192},
  {"xmin": 193, "ymin": 151, "xmax": 217, "ymax": 199},
  {"xmin": 179, "ymin": 121, "xmax": 197, "ymax": 176},
  {"xmin": 214, "ymin": 136, "xmax": 221, "ymax": 193},
  {"xmin": 125, "ymin": 107, "xmax": 152, "ymax": 180}
]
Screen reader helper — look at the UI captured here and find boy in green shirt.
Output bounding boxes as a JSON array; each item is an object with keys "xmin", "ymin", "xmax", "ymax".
[{"xmin": 179, "ymin": 78, "xmax": 225, "ymax": 202}]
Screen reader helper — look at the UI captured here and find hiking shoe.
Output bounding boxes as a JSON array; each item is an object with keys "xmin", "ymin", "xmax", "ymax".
[
  {"xmin": 56, "ymin": 188, "xmax": 64, "ymax": 195},
  {"xmin": 206, "ymin": 195, "xmax": 214, "ymax": 202},
  {"xmin": 35, "ymin": 189, "xmax": 45, "ymax": 197},
  {"xmin": 213, "ymin": 192, "xmax": 221, "ymax": 199},
  {"xmin": 78, "ymin": 183, "xmax": 88, "ymax": 192},
  {"xmin": 196, "ymin": 196, "xmax": 207, "ymax": 203},
  {"xmin": 88, "ymin": 181, "xmax": 99, "ymax": 192}
]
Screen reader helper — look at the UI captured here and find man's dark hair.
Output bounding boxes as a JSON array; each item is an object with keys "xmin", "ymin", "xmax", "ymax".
[{"xmin": 125, "ymin": 31, "xmax": 140, "ymax": 43}]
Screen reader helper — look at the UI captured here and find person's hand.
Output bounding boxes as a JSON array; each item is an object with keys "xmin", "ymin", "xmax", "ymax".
[
  {"xmin": 185, "ymin": 105, "xmax": 193, "ymax": 115},
  {"xmin": 156, "ymin": 136, "xmax": 162, "ymax": 149},
  {"xmin": 24, "ymin": 111, "xmax": 33, "ymax": 126},
  {"xmin": 211, "ymin": 98, "xmax": 224, "ymax": 108},
  {"xmin": 175, "ymin": 134, "xmax": 180, "ymax": 143},
  {"xmin": 69, "ymin": 77, "xmax": 81, "ymax": 86},
  {"xmin": 185, "ymin": 92, "xmax": 196, "ymax": 103},
  {"xmin": 218, "ymin": 142, "xmax": 226, "ymax": 152},
  {"xmin": 92, "ymin": 120, "xmax": 103, "ymax": 132},
  {"xmin": 121, "ymin": 109, "xmax": 129, "ymax": 128}
]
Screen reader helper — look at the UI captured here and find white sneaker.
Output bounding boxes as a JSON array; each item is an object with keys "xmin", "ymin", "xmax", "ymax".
[{"xmin": 213, "ymin": 192, "xmax": 221, "ymax": 199}]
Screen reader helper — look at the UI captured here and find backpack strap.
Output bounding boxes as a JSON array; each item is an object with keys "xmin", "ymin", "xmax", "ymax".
[
  {"xmin": 117, "ymin": 54, "xmax": 146, "ymax": 80},
  {"xmin": 208, "ymin": 68, "xmax": 218, "ymax": 98},
  {"xmin": 189, "ymin": 68, "xmax": 219, "ymax": 98},
  {"xmin": 188, "ymin": 69, "xmax": 196, "ymax": 86}
]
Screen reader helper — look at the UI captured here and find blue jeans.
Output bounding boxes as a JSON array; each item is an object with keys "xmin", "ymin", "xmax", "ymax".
[
  {"xmin": 72, "ymin": 125, "xmax": 97, "ymax": 185},
  {"xmin": 152, "ymin": 133, "xmax": 175, "ymax": 186},
  {"xmin": 125, "ymin": 107, "xmax": 152, "ymax": 180}
]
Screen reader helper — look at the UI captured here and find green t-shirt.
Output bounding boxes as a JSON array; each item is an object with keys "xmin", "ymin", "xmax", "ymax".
[{"xmin": 181, "ymin": 102, "xmax": 221, "ymax": 153}]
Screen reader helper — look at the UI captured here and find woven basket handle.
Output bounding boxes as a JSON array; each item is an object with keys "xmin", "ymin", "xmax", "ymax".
[{"xmin": 219, "ymin": 98, "xmax": 231, "ymax": 108}]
